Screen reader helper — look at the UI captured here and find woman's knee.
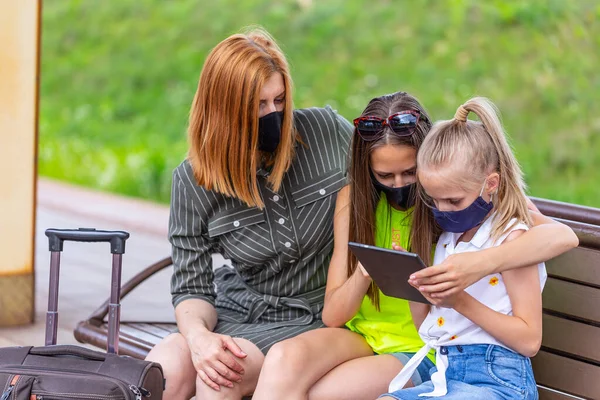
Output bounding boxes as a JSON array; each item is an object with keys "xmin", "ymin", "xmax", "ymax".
[
  {"xmin": 194, "ymin": 338, "xmax": 264, "ymax": 399},
  {"xmin": 262, "ymin": 337, "xmax": 312, "ymax": 377},
  {"xmin": 146, "ymin": 333, "xmax": 196, "ymax": 398}
]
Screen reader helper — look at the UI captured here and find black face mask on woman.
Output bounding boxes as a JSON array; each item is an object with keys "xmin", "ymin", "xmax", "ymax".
[
  {"xmin": 372, "ymin": 177, "xmax": 416, "ymax": 209},
  {"xmin": 258, "ymin": 111, "xmax": 284, "ymax": 153}
]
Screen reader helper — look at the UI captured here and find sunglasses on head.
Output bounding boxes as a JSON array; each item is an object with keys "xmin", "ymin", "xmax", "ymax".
[{"xmin": 353, "ymin": 110, "xmax": 420, "ymax": 141}]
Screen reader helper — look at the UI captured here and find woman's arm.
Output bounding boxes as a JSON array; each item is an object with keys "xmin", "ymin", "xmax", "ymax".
[
  {"xmin": 322, "ymin": 186, "xmax": 373, "ymax": 327},
  {"xmin": 451, "ymin": 230, "xmax": 543, "ymax": 357},
  {"xmin": 412, "ymin": 209, "xmax": 578, "ymax": 298},
  {"xmin": 168, "ymin": 170, "xmax": 246, "ymax": 390},
  {"xmin": 176, "ymin": 298, "xmax": 218, "ymax": 337}
]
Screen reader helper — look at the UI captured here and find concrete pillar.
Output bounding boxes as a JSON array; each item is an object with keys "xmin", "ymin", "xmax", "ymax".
[{"xmin": 0, "ymin": 0, "xmax": 41, "ymax": 326}]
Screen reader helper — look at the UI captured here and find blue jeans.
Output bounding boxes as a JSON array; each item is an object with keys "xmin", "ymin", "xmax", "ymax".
[
  {"xmin": 381, "ymin": 345, "xmax": 538, "ymax": 400},
  {"xmin": 387, "ymin": 352, "xmax": 435, "ymax": 386}
]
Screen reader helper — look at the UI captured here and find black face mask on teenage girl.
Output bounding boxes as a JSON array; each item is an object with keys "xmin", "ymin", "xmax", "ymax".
[
  {"xmin": 258, "ymin": 111, "xmax": 284, "ymax": 153},
  {"xmin": 372, "ymin": 177, "xmax": 416, "ymax": 209}
]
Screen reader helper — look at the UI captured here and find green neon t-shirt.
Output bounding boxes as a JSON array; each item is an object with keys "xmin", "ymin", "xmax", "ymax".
[{"xmin": 346, "ymin": 194, "xmax": 435, "ymax": 362}]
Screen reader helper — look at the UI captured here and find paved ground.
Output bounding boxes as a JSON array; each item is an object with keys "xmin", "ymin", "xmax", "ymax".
[{"xmin": 0, "ymin": 178, "xmax": 174, "ymax": 347}]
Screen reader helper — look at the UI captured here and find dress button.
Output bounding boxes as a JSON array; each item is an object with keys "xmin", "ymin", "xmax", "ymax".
[
  {"xmin": 273, "ymin": 195, "xmax": 280, "ymax": 202},
  {"xmin": 233, "ymin": 221, "xmax": 240, "ymax": 227},
  {"xmin": 278, "ymin": 218, "xmax": 285, "ymax": 224},
  {"xmin": 284, "ymin": 242, "xmax": 291, "ymax": 248},
  {"xmin": 319, "ymin": 189, "xmax": 326, "ymax": 195}
]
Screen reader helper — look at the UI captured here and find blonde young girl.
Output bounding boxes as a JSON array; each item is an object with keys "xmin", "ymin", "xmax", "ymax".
[{"xmin": 381, "ymin": 97, "xmax": 548, "ymax": 399}]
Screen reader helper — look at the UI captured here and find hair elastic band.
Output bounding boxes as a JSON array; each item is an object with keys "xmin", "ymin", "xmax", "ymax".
[{"xmin": 454, "ymin": 105, "xmax": 469, "ymax": 122}]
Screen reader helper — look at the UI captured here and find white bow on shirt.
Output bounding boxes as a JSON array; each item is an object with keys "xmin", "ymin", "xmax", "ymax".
[{"xmin": 388, "ymin": 340, "xmax": 449, "ymax": 397}]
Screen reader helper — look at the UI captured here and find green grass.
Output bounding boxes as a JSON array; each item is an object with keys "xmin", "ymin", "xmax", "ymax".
[{"xmin": 39, "ymin": 0, "xmax": 600, "ymax": 207}]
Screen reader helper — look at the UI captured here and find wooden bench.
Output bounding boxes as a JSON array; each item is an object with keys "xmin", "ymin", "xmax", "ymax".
[
  {"xmin": 527, "ymin": 199, "xmax": 600, "ymax": 400},
  {"xmin": 74, "ymin": 197, "xmax": 600, "ymax": 399}
]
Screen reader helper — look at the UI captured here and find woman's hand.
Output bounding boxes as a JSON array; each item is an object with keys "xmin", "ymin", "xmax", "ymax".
[
  {"xmin": 408, "ymin": 251, "xmax": 489, "ymax": 299},
  {"xmin": 187, "ymin": 329, "xmax": 247, "ymax": 391}
]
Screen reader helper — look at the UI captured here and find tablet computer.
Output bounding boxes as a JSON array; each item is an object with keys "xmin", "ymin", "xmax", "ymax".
[{"xmin": 348, "ymin": 242, "xmax": 430, "ymax": 304}]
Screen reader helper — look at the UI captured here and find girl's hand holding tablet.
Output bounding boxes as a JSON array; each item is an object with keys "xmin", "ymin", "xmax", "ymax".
[
  {"xmin": 409, "ymin": 252, "xmax": 487, "ymax": 298},
  {"xmin": 390, "ymin": 242, "xmax": 406, "ymax": 252}
]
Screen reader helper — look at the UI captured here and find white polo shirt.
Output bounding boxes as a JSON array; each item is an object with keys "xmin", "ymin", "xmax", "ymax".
[{"xmin": 388, "ymin": 215, "xmax": 547, "ymax": 397}]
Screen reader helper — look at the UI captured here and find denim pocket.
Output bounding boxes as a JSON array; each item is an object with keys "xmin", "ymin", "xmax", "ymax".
[{"xmin": 486, "ymin": 355, "xmax": 526, "ymax": 395}]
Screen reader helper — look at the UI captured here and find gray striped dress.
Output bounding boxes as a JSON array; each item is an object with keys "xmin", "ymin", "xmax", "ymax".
[{"xmin": 169, "ymin": 106, "xmax": 353, "ymax": 353}]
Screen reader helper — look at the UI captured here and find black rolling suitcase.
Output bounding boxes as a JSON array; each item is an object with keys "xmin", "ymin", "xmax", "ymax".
[{"xmin": 0, "ymin": 228, "xmax": 164, "ymax": 400}]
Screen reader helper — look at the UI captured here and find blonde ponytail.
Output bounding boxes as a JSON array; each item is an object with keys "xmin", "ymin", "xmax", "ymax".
[{"xmin": 417, "ymin": 97, "xmax": 532, "ymax": 241}]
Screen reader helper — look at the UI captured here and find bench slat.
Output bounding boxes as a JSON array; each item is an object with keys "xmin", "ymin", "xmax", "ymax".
[
  {"xmin": 117, "ymin": 331, "xmax": 157, "ymax": 349},
  {"xmin": 532, "ymin": 351, "xmax": 600, "ymax": 399},
  {"xmin": 533, "ymin": 197, "xmax": 600, "ymax": 227},
  {"xmin": 74, "ymin": 321, "xmax": 152, "ymax": 360},
  {"xmin": 118, "ymin": 324, "xmax": 164, "ymax": 346},
  {"xmin": 154, "ymin": 323, "xmax": 177, "ymax": 332},
  {"xmin": 546, "ymin": 247, "xmax": 600, "ymax": 286},
  {"xmin": 128, "ymin": 323, "xmax": 173, "ymax": 338},
  {"xmin": 543, "ymin": 278, "xmax": 600, "ymax": 324},
  {"xmin": 541, "ymin": 314, "xmax": 600, "ymax": 363},
  {"xmin": 538, "ymin": 385, "xmax": 587, "ymax": 400}
]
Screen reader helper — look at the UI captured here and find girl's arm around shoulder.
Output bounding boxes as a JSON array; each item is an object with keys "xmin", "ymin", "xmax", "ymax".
[
  {"xmin": 322, "ymin": 185, "xmax": 372, "ymax": 327},
  {"xmin": 485, "ymin": 208, "xmax": 578, "ymax": 273},
  {"xmin": 411, "ymin": 207, "xmax": 578, "ymax": 299},
  {"xmin": 452, "ymin": 229, "xmax": 543, "ymax": 357}
]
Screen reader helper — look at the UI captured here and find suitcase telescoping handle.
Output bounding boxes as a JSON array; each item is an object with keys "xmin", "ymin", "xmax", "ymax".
[{"xmin": 44, "ymin": 228, "xmax": 130, "ymax": 354}]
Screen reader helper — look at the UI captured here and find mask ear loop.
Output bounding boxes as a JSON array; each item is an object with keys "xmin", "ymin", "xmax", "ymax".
[
  {"xmin": 479, "ymin": 179, "xmax": 487, "ymax": 197},
  {"xmin": 479, "ymin": 179, "xmax": 495, "ymax": 205}
]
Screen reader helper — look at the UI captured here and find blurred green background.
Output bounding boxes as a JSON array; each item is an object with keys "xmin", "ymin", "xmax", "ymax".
[{"xmin": 39, "ymin": 0, "xmax": 600, "ymax": 207}]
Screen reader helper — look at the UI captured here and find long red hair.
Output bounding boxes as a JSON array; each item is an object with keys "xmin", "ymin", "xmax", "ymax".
[{"xmin": 187, "ymin": 28, "xmax": 295, "ymax": 208}]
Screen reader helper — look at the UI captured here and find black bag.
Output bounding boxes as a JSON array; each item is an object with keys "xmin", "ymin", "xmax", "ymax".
[{"xmin": 0, "ymin": 228, "xmax": 164, "ymax": 400}]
